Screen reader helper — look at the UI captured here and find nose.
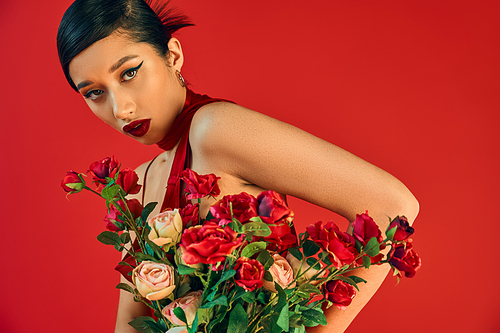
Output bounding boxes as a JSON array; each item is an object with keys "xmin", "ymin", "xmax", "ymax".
[{"xmin": 111, "ymin": 91, "xmax": 136, "ymax": 120}]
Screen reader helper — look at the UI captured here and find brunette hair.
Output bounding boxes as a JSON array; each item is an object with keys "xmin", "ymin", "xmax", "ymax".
[{"xmin": 57, "ymin": 0, "xmax": 193, "ymax": 91}]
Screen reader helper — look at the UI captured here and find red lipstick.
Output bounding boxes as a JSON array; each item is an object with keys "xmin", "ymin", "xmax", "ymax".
[{"xmin": 123, "ymin": 119, "xmax": 151, "ymax": 137}]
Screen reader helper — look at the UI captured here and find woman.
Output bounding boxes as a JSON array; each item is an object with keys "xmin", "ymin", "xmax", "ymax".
[{"xmin": 57, "ymin": 0, "xmax": 419, "ymax": 332}]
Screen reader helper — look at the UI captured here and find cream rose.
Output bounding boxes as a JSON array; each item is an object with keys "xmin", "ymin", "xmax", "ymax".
[
  {"xmin": 165, "ymin": 327, "xmax": 188, "ymax": 333},
  {"xmin": 132, "ymin": 261, "xmax": 176, "ymax": 301},
  {"xmin": 286, "ymin": 252, "xmax": 328, "ymax": 285},
  {"xmin": 162, "ymin": 290, "xmax": 203, "ymax": 326},
  {"xmin": 148, "ymin": 209, "xmax": 183, "ymax": 250},
  {"xmin": 262, "ymin": 253, "xmax": 296, "ymax": 293}
]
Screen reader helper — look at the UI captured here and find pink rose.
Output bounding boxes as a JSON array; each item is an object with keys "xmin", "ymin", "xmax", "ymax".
[
  {"xmin": 286, "ymin": 252, "xmax": 328, "ymax": 285},
  {"xmin": 180, "ymin": 203, "xmax": 200, "ymax": 227},
  {"xmin": 257, "ymin": 191, "xmax": 294, "ymax": 224},
  {"xmin": 180, "ymin": 222, "xmax": 245, "ymax": 265},
  {"xmin": 162, "ymin": 290, "xmax": 203, "ymax": 326},
  {"xmin": 132, "ymin": 261, "xmax": 176, "ymax": 301},
  {"xmin": 307, "ymin": 221, "xmax": 356, "ymax": 269},
  {"xmin": 180, "ymin": 169, "xmax": 221, "ymax": 200},
  {"xmin": 88, "ymin": 156, "xmax": 118, "ymax": 187},
  {"xmin": 210, "ymin": 192, "xmax": 259, "ymax": 225},
  {"xmin": 60, "ymin": 170, "xmax": 85, "ymax": 194},
  {"xmin": 234, "ymin": 257, "xmax": 265, "ymax": 291},
  {"xmin": 388, "ymin": 216, "xmax": 414, "ymax": 241},
  {"xmin": 148, "ymin": 209, "xmax": 183, "ymax": 250},
  {"xmin": 116, "ymin": 168, "xmax": 141, "ymax": 195},
  {"xmin": 263, "ymin": 253, "xmax": 296, "ymax": 292},
  {"xmin": 324, "ymin": 279, "xmax": 356, "ymax": 310},
  {"xmin": 388, "ymin": 239, "xmax": 421, "ymax": 278}
]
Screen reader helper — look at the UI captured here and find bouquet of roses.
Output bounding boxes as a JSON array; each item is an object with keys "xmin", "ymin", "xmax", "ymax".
[{"xmin": 61, "ymin": 156, "xmax": 421, "ymax": 333}]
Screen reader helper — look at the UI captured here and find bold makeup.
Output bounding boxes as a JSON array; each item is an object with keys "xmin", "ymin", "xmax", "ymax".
[{"xmin": 123, "ymin": 119, "xmax": 151, "ymax": 137}]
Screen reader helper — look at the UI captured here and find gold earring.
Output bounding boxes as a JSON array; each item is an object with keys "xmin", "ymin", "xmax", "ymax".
[{"xmin": 176, "ymin": 70, "xmax": 186, "ymax": 87}]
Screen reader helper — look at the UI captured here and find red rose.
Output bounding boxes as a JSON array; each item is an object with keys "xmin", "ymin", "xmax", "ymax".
[
  {"xmin": 388, "ymin": 216, "xmax": 414, "ymax": 241},
  {"xmin": 61, "ymin": 170, "xmax": 85, "ymax": 194},
  {"xmin": 352, "ymin": 212, "xmax": 384, "ymax": 263},
  {"xmin": 210, "ymin": 192, "xmax": 259, "ymax": 225},
  {"xmin": 180, "ymin": 203, "xmax": 200, "ymax": 227},
  {"xmin": 116, "ymin": 168, "xmax": 142, "ymax": 195},
  {"xmin": 307, "ymin": 221, "xmax": 356, "ymax": 269},
  {"xmin": 88, "ymin": 156, "xmax": 119, "ymax": 187},
  {"xmin": 180, "ymin": 169, "xmax": 221, "ymax": 200},
  {"xmin": 180, "ymin": 222, "xmax": 245, "ymax": 265},
  {"xmin": 104, "ymin": 199, "xmax": 143, "ymax": 231},
  {"xmin": 324, "ymin": 280, "xmax": 356, "ymax": 310},
  {"xmin": 256, "ymin": 191, "xmax": 294, "ymax": 224},
  {"xmin": 234, "ymin": 257, "xmax": 265, "ymax": 291},
  {"xmin": 264, "ymin": 222, "xmax": 297, "ymax": 252},
  {"xmin": 388, "ymin": 239, "xmax": 421, "ymax": 278}
]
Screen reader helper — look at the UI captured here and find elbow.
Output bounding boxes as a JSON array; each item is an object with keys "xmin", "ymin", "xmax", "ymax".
[{"xmin": 398, "ymin": 188, "xmax": 419, "ymax": 226}]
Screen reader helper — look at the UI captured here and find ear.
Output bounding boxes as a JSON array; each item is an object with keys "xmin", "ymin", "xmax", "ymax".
[{"xmin": 166, "ymin": 37, "xmax": 184, "ymax": 71}]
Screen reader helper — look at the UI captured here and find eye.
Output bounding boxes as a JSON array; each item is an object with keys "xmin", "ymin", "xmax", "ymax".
[
  {"xmin": 122, "ymin": 61, "xmax": 144, "ymax": 82},
  {"xmin": 84, "ymin": 89, "xmax": 104, "ymax": 100}
]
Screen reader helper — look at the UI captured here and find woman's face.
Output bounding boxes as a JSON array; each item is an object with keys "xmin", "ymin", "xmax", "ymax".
[{"xmin": 69, "ymin": 32, "xmax": 186, "ymax": 145}]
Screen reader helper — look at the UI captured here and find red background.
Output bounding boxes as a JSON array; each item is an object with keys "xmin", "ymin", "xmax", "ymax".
[{"xmin": 1, "ymin": 0, "xmax": 499, "ymax": 332}]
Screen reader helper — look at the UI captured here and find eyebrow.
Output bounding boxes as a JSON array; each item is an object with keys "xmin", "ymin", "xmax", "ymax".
[{"xmin": 76, "ymin": 55, "xmax": 139, "ymax": 91}]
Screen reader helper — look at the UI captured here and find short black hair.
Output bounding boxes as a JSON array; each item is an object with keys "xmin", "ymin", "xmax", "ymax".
[{"xmin": 57, "ymin": 0, "xmax": 193, "ymax": 91}]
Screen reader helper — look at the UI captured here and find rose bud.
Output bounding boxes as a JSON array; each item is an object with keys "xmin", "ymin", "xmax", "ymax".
[
  {"xmin": 61, "ymin": 170, "xmax": 85, "ymax": 194},
  {"xmin": 307, "ymin": 221, "xmax": 356, "ymax": 269},
  {"xmin": 88, "ymin": 156, "xmax": 119, "ymax": 187},
  {"xmin": 132, "ymin": 261, "xmax": 176, "ymax": 301},
  {"xmin": 162, "ymin": 290, "xmax": 203, "ymax": 326},
  {"xmin": 180, "ymin": 168, "xmax": 221, "ymax": 200},
  {"xmin": 148, "ymin": 209, "xmax": 183, "ymax": 251},
  {"xmin": 388, "ymin": 216, "xmax": 414, "ymax": 241},
  {"xmin": 388, "ymin": 239, "xmax": 421, "ymax": 278},
  {"xmin": 352, "ymin": 212, "xmax": 384, "ymax": 263},
  {"xmin": 286, "ymin": 252, "xmax": 328, "ymax": 286},
  {"xmin": 116, "ymin": 168, "xmax": 142, "ymax": 195},
  {"xmin": 325, "ymin": 280, "xmax": 356, "ymax": 310},
  {"xmin": 234, "ymin": 257, "xmax": 265, "ymax": 291},
  {"xmin": 103, "ymin": 199, "xmax": 143, "ymax": 231},
  {"xmin": 180, "ymin": 203, "xmax": 200, "ymax": 228},
  {"xmin": 180, "ymin": 222, "xmax": 245, "ymax": 265},
  {"xmin": 263, "ymin": 253, "xmax": 296, "ymax": 292}
]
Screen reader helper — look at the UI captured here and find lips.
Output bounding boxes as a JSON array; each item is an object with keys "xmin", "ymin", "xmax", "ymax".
[{"xmin": 123, "ymin": 119, "xmax": 151, "ymax": 137}]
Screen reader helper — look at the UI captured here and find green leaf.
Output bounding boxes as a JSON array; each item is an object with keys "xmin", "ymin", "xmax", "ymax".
[
  {"xmin": 364, "ymin": 237, "xmax": 380, "ymax": 257},
  {"xmin": 306, "ymin": 257, "xmax": 321, "ymax": 270},
  {"xmin": 134, "ymin": 252, "xmax": 158, "ymax": 262},
  {"xmin": 177, "ymin": 264, "xmax": 196, "ymax": 275},
  {"xmin": 177, "ymin": 282, "xmax": 191, "ymax": 298},
  {"xmin": 241, "ymin": 241, "xmax": 267, "ymax": 258},
  {"xmin": 256, "ymin": 291, "xmax": 267, "ymax": 304},
  {"xmin": 303, "ymin": 240, "xmax": 320, "ymax": 257},
  {"xmin": 362, "ymin": 255, "xmax": 371, "ymax": 268},
  {"xmin": 127, "ymin": 316, "xmax": 158, "ymax": 333},
  {"xmin": 141, "ymin": 202, "xmax": 158, "ymax": 223},
  {"xmin": 288, "ymin": 247, "xmax": 303, "ymax": 261},
  {"xmin": 212, "ymin": 269, "xmax": 236, "ymax": 289},
  {"xmin": 354, "ymin": 239, "xmax": 363, "ymax": 254},
  {"xmin": 120, "ymin": 232, "xmax": 131, "ymax": 244},
  {"xmin": 97, "ymin": 231, "xmax": 121, "ymax": 246},
  {"xmin": 386, "ymin": 226, "xmax": 397, "ymax": 241},
  {"xmin": 117, "ymin": 260, "xmax": 134, "ymax": 268},
  {"xmin": 302, "ymin": 309, "xmax": 327, "ymax": 326},
  {"xmin": 256, "ymin": 250, "xmax": 274, "ymax": 269},
  {"xmin": 349, "ymin": 275, "xmax": 367, "ymax": 284},
  {"xmin": 275, "ymin": 283, "xmax": 287, "ymax": 311},
  {"xmin": 188, "ymin": 313, "xmax": 199, "ymax": 333},
  {"xmin": 264, "ymin": 270, "xmax": 274, "ymax": 282},
  {"xmin": 242, "ymin": 221, "xmax": 272, "ymax": 237},
  {"xmin": 277, "ymin": 303, "xmax": 290, "ymax": 332},
  {"xmin": 101, "ymin": 184, "xmax": 120, "ymax": 200},
  {"xmin": 228, "ymin": 303, "xmax": 248, "ymax": 333},
  {"xmin": 116, "ymin": 282, "xmax": 135, "ymax": 294},
  {"xmin": 200, "ymin": 295, "xmax": 228, "ymax": 309},
  {"xmin": 173, "ymin": 307, "xmax": 188, "ymax": 324},
  {"xmin": 334, "ymin": 275, "xmax": 360, "ymax": 291},
  {"xmin": 297, "ymin": 283, "xmax": 321, "ymax": 295},
  {"xmin": 241, "ymin": 291, "xmax": 256, "ymax": 303}
]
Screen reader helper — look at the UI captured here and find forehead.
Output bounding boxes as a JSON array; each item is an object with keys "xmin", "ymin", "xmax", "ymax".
[{"xmin": 69, "ymin": 33, "xmax": 156, "ymax": 83}]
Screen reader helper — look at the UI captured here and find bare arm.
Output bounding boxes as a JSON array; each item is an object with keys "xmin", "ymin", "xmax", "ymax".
[{"xmin": 190, "ymin": 102, "xmax": 419, "ymax": 332}]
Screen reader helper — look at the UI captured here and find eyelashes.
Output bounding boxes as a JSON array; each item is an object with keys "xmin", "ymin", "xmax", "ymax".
[{"xmin": 83, "ymin": 61, "xmax": 144, "ymax": 100}]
